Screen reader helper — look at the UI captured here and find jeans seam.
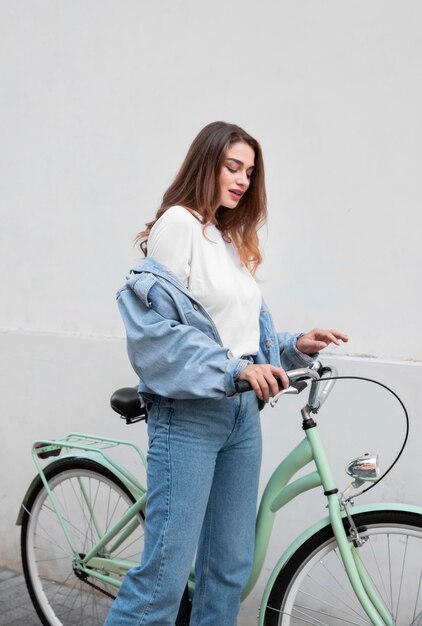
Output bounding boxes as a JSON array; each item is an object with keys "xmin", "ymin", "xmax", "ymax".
[
  {"xmin": 137, "ymin": 406, "xmax": 173, "ymax": 626},
  {"xmin": 195, "ymin": 497, "xmax": 213, "ymax": 623}
]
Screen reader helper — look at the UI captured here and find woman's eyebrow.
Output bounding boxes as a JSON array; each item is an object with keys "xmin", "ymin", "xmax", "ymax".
[{"xmin": 226, "ymin": 157, "xmax": 255, "ymax": 170}]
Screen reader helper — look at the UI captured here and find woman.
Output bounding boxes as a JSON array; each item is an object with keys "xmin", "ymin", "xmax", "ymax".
[{"xmin": 105, "ymin": 122, "xmax": 348, "ymax": 626}]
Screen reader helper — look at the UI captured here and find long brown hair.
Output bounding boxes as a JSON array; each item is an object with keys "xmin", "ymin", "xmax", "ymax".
[{"xmin": 137, "ymin": 121, "xmax": 267, "ymax": 274}]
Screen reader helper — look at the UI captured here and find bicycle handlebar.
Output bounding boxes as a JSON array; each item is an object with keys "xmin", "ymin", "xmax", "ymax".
[{"xmin": 234, "ymin": 361, "xmax": 338, "ymax": 412}]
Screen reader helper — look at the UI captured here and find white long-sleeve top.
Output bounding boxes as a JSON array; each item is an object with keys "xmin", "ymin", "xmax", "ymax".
[{"xmin": 147, "ymin": 205, "xmax": 262, "ymax": 358}]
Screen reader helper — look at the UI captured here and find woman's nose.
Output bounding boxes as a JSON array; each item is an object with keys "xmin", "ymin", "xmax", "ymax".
[{"xmin": 236, "ymin": 170, "xmax": 249, "ymax": 187}]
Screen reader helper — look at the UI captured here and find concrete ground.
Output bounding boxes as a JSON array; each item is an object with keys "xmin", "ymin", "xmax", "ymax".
[{"xmin": 0, "ymin": 568, "xmax": 41, "ymax": 625}]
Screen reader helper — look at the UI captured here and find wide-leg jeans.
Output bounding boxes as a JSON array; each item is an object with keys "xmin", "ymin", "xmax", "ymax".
[{"xmin": 104, "ymin": 390, "xmax": 261, "ymax": 626}]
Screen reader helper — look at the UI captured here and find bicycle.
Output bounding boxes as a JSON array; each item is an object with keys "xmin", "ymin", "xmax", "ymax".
[{"xmin": 17, "ymin": 362, "xmax": 422, "ymax": 625}]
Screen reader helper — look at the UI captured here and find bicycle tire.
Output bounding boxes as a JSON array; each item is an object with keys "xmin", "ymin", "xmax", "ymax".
[
  {"xmin": 264, "ymin": 509, "xmax": 422, "ymax": 625},
  {"xmin": 21, "ymin": 457, "xmax": 145, "ymax": 626}
]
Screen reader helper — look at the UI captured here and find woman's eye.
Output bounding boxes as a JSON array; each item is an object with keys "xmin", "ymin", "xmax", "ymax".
[{"xmin": 227, "ymin": 166, "xmax": 237, "ymax": 174}]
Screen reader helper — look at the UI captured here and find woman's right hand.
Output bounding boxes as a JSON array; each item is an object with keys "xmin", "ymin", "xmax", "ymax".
[{"xmin": 238, "ymin": 364, "xmax": 289, "ymax": 403}]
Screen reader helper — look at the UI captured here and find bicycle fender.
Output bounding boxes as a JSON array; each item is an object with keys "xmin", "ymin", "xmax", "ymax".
[
  {"xmin": 16, "ymin": 451, "xmax": 146, "ymax": 526},
  {"xmin": 17, "ymin": 471, "xmax": 46, "ymax": 525},
  {"xmin": 257, "ymin": 501, "xmax": 422, "ymax": 626}
]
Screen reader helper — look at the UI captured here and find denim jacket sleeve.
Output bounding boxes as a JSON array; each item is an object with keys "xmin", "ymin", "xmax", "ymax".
[
  {"xmin": 277, "ymin": 331, "xmax": 318, "ymax": 371},
  {"xmin": 117, "ymin": 284, "xmax": 249, "ymax": 400}
]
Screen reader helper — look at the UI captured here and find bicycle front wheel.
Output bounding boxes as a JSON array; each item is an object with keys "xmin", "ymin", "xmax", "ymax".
[
  {"xmin": 21, "ymin": 457, "xmax": 145, "ymax": 626},
  {"xmin": 264, "ymin": 509, "xmax": 422, "ymax": 625}
]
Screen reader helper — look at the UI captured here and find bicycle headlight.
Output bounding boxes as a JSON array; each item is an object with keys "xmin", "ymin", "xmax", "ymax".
[{"xmin": 345, "ymin": 453, "xmax": 380, "ymax": 482}]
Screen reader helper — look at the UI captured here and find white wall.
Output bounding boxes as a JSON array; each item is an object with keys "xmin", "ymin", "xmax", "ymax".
[{"xmin": 1, "ymin": 1, "xmax": 422, "ymax": 623}]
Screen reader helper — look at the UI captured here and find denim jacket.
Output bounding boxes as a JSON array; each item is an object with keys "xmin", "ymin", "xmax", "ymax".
[{"xmin": 117, "ymin": 257, "xmax": 315, "ymax": 401}]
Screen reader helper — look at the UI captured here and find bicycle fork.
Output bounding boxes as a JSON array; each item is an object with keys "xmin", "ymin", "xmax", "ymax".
[{"xmin": 306, "ymin": 423, "xmax": 394, "ymax": 626}]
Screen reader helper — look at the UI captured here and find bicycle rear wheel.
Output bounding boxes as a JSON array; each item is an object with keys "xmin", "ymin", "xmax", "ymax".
[
  {"xmin": 21, "ymin": 457, "xmax": 145, "ymax": 626},
  {"xmin": 264, "ymin": 509, "xmax": 422, "ymax": 625}
]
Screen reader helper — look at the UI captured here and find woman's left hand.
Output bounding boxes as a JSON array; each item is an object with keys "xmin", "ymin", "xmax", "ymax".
[{"xmin": 296, "ymin": 329, "xmax": 349, "ymax": 355}]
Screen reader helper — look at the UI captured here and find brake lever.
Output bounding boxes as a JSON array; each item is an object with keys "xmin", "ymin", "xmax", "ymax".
[{"xmin": 270, "ymin": 379, "xmax": 310, "ymax": 407}]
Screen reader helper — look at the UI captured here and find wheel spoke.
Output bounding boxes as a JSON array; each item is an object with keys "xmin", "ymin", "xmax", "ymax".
[
  {"xmin": 25, "ymin": 506, "xmax": 73, "ymax": 557},
  {"xmin": 294, "ymin": 603, "xmax": 369, "ymax": 625},
  {"xmin": 412, "ymin": 572, "xmax": 422, "ymax": 624},
  {"xmin": 266, "ymin": 604, "xmax": 328, "ymax": 625},
  {"xmin": 318, "ymin": 550, "xmax": 368, "ymax": 618},
  {"xmin": 388, "ymin": 533, "xmax": 394, "ymax": 617},
  {"xmin": 366, "ymin": 532, "xmax": 390, "ymax": 605},
  {"xmin": 297, "ymin": 589, "xmax": 370, "ymax": 623},
  {"xmin": 394, "ymin": 533, "xmax": 408, "ymax": 621},
  {"xmin": 267, "ymin": 602, "xmax": 367, "ymax": 625}
]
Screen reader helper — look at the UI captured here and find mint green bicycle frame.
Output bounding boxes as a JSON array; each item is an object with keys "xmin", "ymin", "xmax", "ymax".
[{"xmin": 18, "ymin": 375, "xmax": 421, "ymax": 625}]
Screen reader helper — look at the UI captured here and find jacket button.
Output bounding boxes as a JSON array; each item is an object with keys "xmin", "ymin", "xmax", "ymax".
[{"xmin": 193, "ymin": 303, "xmax": 198, "ymax": 310}]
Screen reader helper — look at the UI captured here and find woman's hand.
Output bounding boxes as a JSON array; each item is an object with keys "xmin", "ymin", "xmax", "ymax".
[
  {"xmin": 296, "ymin": 329, "xmax": 349, "ymax": 355},
  {"xmin": 238, "ymin": 364, "xmax": 289, "ymax": 403}
]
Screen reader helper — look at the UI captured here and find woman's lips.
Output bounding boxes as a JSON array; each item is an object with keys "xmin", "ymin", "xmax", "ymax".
[{"xmin": 229, "ymin": 189, "xmax": 242, "ymax": 200}]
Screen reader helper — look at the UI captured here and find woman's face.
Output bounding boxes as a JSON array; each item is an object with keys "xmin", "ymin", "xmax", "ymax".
[{"xmin": 218, "ymin": 141, "xmax": 255, "ymax": 209}]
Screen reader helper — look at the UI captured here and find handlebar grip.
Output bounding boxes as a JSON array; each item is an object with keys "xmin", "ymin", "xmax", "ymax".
[
  {"xmin": 234, "ymin": 379, "xmax": 253, "ymax": 393},
  {"xmin": 234, "ymin": 376, "xmax": 296, "ymax": 395}
]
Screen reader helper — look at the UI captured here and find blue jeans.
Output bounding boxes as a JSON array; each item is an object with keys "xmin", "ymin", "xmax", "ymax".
[{"xmin": 104, "ymin": 390, "xmax": 261, "ymax": 626}]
